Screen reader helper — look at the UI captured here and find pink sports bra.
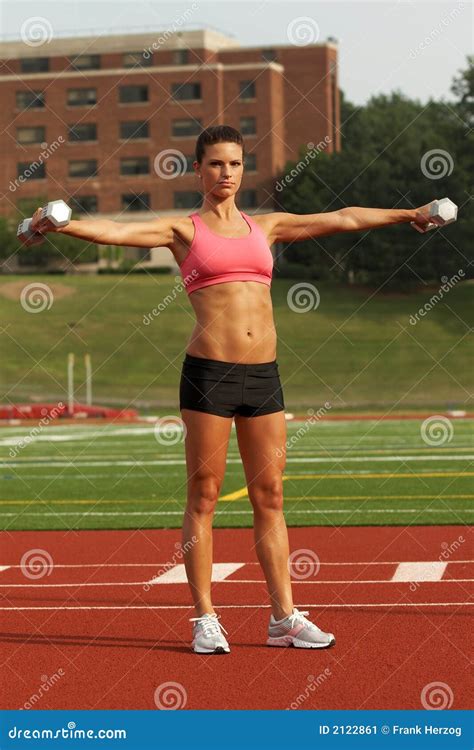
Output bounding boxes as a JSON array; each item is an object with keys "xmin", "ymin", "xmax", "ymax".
[{"xmin": 178, "ymin": 211, "xmax": 274, "ymax": 296}]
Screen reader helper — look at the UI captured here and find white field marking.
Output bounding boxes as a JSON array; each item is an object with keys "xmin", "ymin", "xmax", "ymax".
[
  {"xmin": 148, "ymin": 562, "xmax": 245, "ymax": 585},
  {"xmin": 1, "ymin": 508, "xmax": 472, "ymax": 518},
  {"xmin": 2, "ymin": 561, "xmax": 472, "ymax": 569},
  {"xmin": 2, "ymin": 578, "xmax": 472, "ymax": 589},
  {"xmin": 2, "ymin": 455, "xmax": 474, "ymax": 469},
  {"xmin": 391, "ymin": 562, "xmax": 448, "ymax": 582},
  {"xmin": 0, "ymin": 566, "xmax": 10, "ymax": 572},
  {"xmin": 0, "ymin": 603, "xmax": 472, "ymax": 611}
]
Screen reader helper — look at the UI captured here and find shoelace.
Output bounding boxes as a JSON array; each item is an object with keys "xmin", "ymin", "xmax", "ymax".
[
  {"xmin": 286, "ymin": 609, "xmax": 319, "ymax": 632},
  {"xmin": 189, "ymin": 613, "xmax": 229, "ymax": 638}
]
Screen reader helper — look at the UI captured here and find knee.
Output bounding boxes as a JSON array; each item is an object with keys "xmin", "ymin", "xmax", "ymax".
[
  {"xmin": 187, "ymin": 473, "xmax": 221, "ymax": 515},
  {"xmin": 250, "ymin": 477, "xmax": 284, "ymax": 513}
]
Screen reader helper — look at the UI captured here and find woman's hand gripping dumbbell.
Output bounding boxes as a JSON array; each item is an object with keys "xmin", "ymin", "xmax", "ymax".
[
  {"xmin": 411, "ymin": 197, "xmax": 458, "ymax": 233},
  {"xmin": 17, "ymin": 200, "xmax": 72, "ymax": 246}
]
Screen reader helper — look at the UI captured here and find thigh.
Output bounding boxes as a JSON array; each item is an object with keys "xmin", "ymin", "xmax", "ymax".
[
  {"xmin": 180, "ymin": 409, "xmax": 234, "ymax": 493},
  {"xmin": 234, "ymin": 410, "xmax": 287, "ymax": 491}
]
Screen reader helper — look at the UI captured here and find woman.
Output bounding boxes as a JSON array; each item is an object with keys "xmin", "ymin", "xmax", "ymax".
[{"xmin": 31, "ymin": 125, "xmax": 433, "ymax": 655}]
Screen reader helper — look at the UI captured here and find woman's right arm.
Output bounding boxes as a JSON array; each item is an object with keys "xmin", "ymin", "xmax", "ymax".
[{"xmin": 30, "ymin": 208, "xmax": 176, "ymax": 249}]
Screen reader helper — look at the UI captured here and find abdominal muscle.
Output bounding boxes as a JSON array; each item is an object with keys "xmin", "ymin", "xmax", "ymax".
[{"xmin": 186, "ymin": 281, "xmax": 277, "ymax": 364}]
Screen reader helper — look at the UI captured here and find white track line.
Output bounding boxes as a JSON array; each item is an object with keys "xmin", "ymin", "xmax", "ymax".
[
  {"xmin": 391, "ymin": 562, "xmax": 448, "ymax": 582},
  {"xmin": 2, "ymin": 560, "xmax": 472, "ymax": 569},
  {"xmin": 0, "ymin": 603, "xmax": 472, "ymax": 611},
  {"xmin": 1, "ymin": 578, "xmax": 472, "ymax": 588},
  {"xmin": 1, "ymin": 508, "xmax": 472, "ymax": 518},
  {"xmin": 2, "ymin": 454, "xmax": 473, "ymax": 468}
]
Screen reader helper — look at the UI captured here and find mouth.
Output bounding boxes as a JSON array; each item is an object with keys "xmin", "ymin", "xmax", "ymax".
[{"xmin": 219, "ymin": 182, "xmax": 233, "ymax": 186}]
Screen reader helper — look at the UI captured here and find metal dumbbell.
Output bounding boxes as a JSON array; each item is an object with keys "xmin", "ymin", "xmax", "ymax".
[
  {"xmin": 17, "ymin": 199, "xmax": 72, "ymax": 246},
  {"xmin": 411, "ymin": 197, "xmax": 458, "ymax": 234}
]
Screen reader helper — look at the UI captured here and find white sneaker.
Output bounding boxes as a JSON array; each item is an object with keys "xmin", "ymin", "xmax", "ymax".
[
  {"xmin": 190, "ymin": 613, "xmax": 230, "ymax": 654},
  {"xmin": 267, "ymin": 608, "xmax": 335, "ymax": 649}
]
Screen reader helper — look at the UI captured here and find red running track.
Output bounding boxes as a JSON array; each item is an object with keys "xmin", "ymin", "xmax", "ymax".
[{"xmin": 0, "ymin": 526, "xmax": 472, "ymax": 710}]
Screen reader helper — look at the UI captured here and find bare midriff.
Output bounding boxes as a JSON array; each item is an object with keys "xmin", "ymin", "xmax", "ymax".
[{"xmin": 185, "ymin": 280, "xmax": 277, "ymax": 364}]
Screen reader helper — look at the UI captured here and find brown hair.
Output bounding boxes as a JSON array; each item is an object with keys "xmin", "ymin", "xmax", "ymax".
[{"xmin": 195, "ymin": 125, "xmax": 245, "ymax": 164}]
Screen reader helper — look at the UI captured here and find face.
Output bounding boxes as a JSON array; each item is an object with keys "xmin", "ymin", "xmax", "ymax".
[{"xmin": 194, "ymin": 141, "xmax": 244, "ymax": 198}]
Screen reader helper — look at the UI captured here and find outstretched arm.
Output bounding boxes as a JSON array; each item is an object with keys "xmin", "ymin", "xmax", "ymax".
[
  {"xmin": 268, "ymin": 204, "xmax": 431, "ymax": 243},
  {"xmin": 29, "ymin": 209, "xmax": 176, "ymax": 249}
]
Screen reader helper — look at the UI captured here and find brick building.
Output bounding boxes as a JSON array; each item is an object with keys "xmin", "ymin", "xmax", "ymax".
[{"xmin": 0, "ymin": 28, "xmax": 340, "ymax": 270}]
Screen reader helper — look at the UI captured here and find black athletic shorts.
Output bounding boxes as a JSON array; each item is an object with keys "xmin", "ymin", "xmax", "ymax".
[{"xmin": 179, "ymin": 353, "xmax": 285, "ymax": 418}]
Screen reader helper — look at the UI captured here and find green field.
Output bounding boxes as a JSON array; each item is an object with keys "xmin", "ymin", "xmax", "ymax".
[
  {"xmin": 0, "ymin": 275, "xmax": 472, "ymax": 410},
  {"xmin": 1, "ymin": 418, "xmax": 472, "ymax": 530}
]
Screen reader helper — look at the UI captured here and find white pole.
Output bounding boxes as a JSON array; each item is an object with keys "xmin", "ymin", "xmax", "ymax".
[
  {"xmin": 84, "ymin": 353, "xmax": 92, "ymax": 406},
  {"xmin": 67, "ymin": 353, "xmax": 75, "ymax": 416}
]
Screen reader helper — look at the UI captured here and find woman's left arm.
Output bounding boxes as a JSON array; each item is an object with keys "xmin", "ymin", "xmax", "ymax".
[{"xmin": 267, "ymin": 205, "xmax": 429, "ymax": 243}]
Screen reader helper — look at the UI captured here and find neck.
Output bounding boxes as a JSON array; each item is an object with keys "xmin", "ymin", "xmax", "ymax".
[{"xmin": 200, "ymin": 196, "xmax": 240, "ymax": 221}]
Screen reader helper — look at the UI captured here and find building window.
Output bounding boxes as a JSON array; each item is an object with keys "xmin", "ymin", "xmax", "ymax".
[
  {"xmin": 17, "ymin": 126, "xmax": 46, "ymax": 145},
  {"xmin": 69, "ymin": 54, "xmax": 101, "ymax": 71},
  {"xmin": 262, "ymin": 48, "xmax": 277, "ymax": 62},
  {"xmin": 71, "ymin": 195, "xmax": 98, "ymax": 214},
  {"xmin": 173, "ymin": 49, "xmax": 189, "ymax": 65},
  {"xmin": 68, "ymin": 123, "xmax": 97, "ymax": 142},
  {"xmin": 172, "ymin": 118, "xmax": 202, "ymax": 137},
  {"xmin": 122, "ymin": 193, "xmax": 150, "ymax": 211},
  {"xmin": 17, "ymin": 162, "xmax": 46, "ymax": 180},
  {"xmin": 171, "ymin": 82, "xmax": 201, "ymax": 100},
  {"xmin": 67, "ymin": 88, "xmax": 97, "ymax": 106},
  {"xmin": 119, "ymin": 85, "xmax": 148, "ymax": 103},
  {"xmin": 240, "ymin": 116, "xmax": 256, "ymax": 135},
  {"xmin": 16, "ymin": 91, "xmax": 45, "ymax": 109},
  {"xmin": 68, "ymin": 160, "xmax": 98, "ymax": 178},
  {"xmin": 120, "ymin": 121, "xmax": 149, "ymax": 139},
  {"xmin": 240, "ymin": 190, "xmax": 257, "ymax": 208},
  {"xmin": 123, "ymin": 51, "xmax": 152, "ymax": 68},
  {"xmin": 245, "ymin": 153, "xmax": 257, "ymax": 172},
  {"xmin": 239, "ymin": 80, "xmax": 256, "ymax": 100},
  {"xmin": 120, "ymin": 157, "xmax": 149, "ymax": 176},
  {"xmin": 20, "ymin": 57, "xmax": 49, "ymax": 73},
  {"xmin": 174, "ymin": 191, "xmax": 202, "ymax": 209}
]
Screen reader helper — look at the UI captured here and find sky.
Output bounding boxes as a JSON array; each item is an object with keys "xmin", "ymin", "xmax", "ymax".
[{"xmin": 0, "ymin": 0, "xmax": 471, "ymax": 106}]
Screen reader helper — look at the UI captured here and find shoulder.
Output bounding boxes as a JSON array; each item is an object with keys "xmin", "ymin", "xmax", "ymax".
[{"xmin": 249, "ymin": 212, "xmax": 285, "ymax": 245}]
